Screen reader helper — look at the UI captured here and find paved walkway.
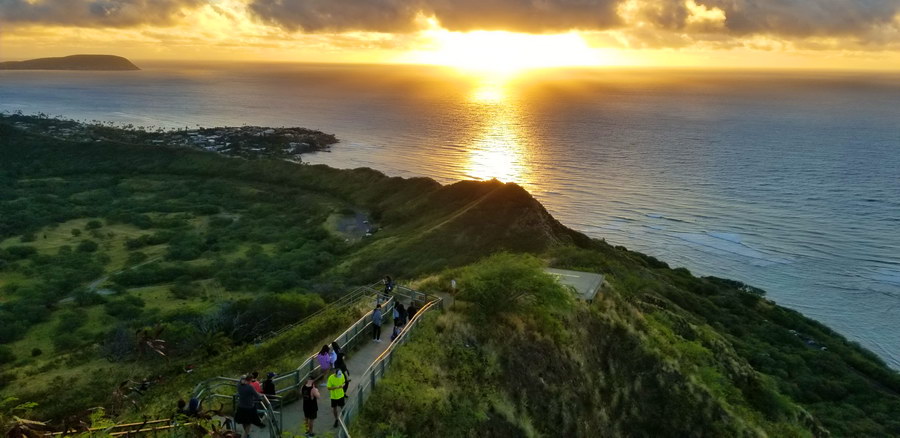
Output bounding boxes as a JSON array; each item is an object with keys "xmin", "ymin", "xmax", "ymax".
[
  {"xmin": 295, "ymin": 317, "xmax": 394, "ymax": 436},
  {"xmin": 238, "ymin": 315, "xmax": 396, "ymax": 438}
]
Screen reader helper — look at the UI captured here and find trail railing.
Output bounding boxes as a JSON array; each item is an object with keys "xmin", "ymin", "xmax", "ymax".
[
  {"xmin": 44, "ymin": 284, "xmax": 439, "ymax": 438},
  {"xmin": 336, "ymin": 291, "xmax": 443, "ymax": 438},
  {"xmin": 189, "ymin": 286, "xmax": 403, "ymax": 437}
]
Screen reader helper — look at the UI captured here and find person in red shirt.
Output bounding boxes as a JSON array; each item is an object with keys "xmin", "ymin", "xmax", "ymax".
[{"xmin": 250, "ymin": 371, "xmax": 263, "ymax": 393}]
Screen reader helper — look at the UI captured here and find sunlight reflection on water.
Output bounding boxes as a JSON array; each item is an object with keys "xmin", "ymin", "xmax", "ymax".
[{"xmin": 463, "ymin": 77, "xmax": 530, "ymax": 184}]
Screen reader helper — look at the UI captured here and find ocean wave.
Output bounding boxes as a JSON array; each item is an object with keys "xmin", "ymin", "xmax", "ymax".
[
  {"xmin": 646, "ymin": 213, "xmax": 689, "ymax": 223},
  {"xmin": 673, "ymin": 232, "xmax": 795, "ymax": 266},
  {"xmin": 867, "ymin": 268, "xmax": 900, "ymax": 286}
]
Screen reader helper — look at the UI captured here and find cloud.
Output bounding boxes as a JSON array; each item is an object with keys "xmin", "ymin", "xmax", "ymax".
[
  {"xmin": 248, "ymin": 0, "xmax": 621, "ymax": 33},
  {"xmin": 247, "ymin": 0, "xmax": 900, "ymax": 46},
  {"xmin": 0, "ymin": 0, "xmax": 205, "ymax": 27},
  {"xmin": 692, "ymin": 0, "xmax": 899, "ymax": 38}
]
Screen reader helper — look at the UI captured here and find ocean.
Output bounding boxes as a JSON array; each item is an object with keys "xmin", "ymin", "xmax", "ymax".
[{"xmin": 2, "ymin": 62, "xmax": 899, "ymax": 367}]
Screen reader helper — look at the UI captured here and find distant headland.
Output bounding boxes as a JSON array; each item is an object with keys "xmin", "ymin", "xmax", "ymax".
[{"xmin": 0, "ymin": 54, "xmax": 139, "ymax": 71}]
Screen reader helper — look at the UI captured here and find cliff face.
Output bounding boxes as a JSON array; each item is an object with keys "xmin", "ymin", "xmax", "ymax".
[{"xmin": 0, "ymin": 55, "xmax": 139, "ymax": 71}]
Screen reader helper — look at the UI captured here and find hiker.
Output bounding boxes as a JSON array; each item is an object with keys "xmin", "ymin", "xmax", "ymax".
[
  {"xmin": 235, "ymin": 375, "xmax": 266, "ymax": 438},
  {"xmin": 397, "ymin": 303, "xmax": 408, "ymax": 327},
  {"xmin": 372, "ymin": 304, "xmax": 383, "ymax": 342},
  {"xmin": 331, "ymin": 341, "xmax": 351, "ymax": 391},
  {"xmin": 407, "ymin": 302, "xmax": 418, "ymax": 320},
  {"xmin": 300, "ymin": 377, "xmax": 320, "ymax": 437},
  {"xmin": 316, "ymin": 345, "xmax": 332, "ymax": 379},
  {"xmin": 392, "ymin": 304, "xmax": 401, "ymax": 326},
  {"xmin": 383, "ymin": 275, "xmax": 394, "ymax": 295},
  {"xmin": 250, "ymin": 371, "xmax": 263, "ymax": 393},
  {"xmin": 187, "ymin": 397, "xmax": 201, "ymax": 417},
  {"xmin": 262, "ymin": 372, "xmax": 277, "ymax": 396},
  {"xmin": 327, "ymin": 369, "xmax": 346, "ymax": 429},
  {"xmin": 390, "ymin": 324, "xmax": 401, "ymax": 341},
  {"xmin": 175, "ymin": 399, "xmax": 190, "ymax": 417}
]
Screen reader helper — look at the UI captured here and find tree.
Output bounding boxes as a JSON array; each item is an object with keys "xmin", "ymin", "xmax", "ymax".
[{"xmin": 76, "ymin": 240, "xmax": 98, "ymax": 253}]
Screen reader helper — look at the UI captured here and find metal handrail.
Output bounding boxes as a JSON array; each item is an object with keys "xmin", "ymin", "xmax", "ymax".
[
  {"xmin": 336, "ymin": 295, "xmax": 443, "ymax": 438},
  {"xmin": 66, "ymin": 285, "xmax": 437, "ymax": 438},
  {"xmin": 191, "ymin": 284, "xmax": 385, "ymax": 404},
  {"xmin": 251, "ymin": 284, "xmax": 382, "ymax": 344}
]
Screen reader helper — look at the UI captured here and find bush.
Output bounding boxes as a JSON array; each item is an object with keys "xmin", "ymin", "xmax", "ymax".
[
  {"xmin": 127, "ymin": 251, "xmax": 149, "ymax": 266},
  {"xmin": 457, "ymin": 253, "xmax": 572, "ymax": 320},
  {"xmin": 105, "ymin": 295, "xmax": 146, "ymax": 318},
  {"xmin": 31, "ymin": 347, "xmax": 42, "ymax": 357},
  {"xmin": 71, "ymin": 228, "xmax": 82, "ymax": 237},
  {"xmin": 169, "ymin": 281, "xmax": 199, "ymax": 299},
  {"xmin": 86, "ymin": 220, "xmax": 103, "ymax": 230},
  {"xmin": 77, "ymin": 240, "xmax": 99, "ymax": 253},
  {"xmin": 56, "ymin": 310, "xmax": 87, "ymax": 334},
  {"xmin": 0, "ymin": 346, "xmax": 14, "ymax": 364},
  {"xmin": 74, "ymin": 289, "xmax": 106, "ymax": 306},
  {"xmin": 53, "ymin": 333, "xmax": 81, "ymax": 352},
  {"xmin": 194, "ymin": 205, "xmax": 220, "ymax": 215},
  {"xmin": 5, "ymin": 245, "xmax": 37, "ymax": 260}
]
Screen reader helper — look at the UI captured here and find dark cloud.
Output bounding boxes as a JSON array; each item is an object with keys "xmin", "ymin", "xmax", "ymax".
[
  {"xmin": 0, "ymin": 0, "xmax": 205, "ymax": 27},
  {"xmin": 248, "ymin": 0, "xmax": 899, "ymax": 45},
  {"xmin": 248, "ymin": 0, "xmax": 621, "ymax": 33},
  {"xmin": 249, "ymin": 0, "xmax": 422, "ymax": 32},
  {"xmin": 694, "ymin": 0, "xmax": 900, "ymax": 37}
]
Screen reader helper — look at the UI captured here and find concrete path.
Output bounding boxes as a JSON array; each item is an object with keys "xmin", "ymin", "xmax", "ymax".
[{"xmin": 280, "ymin": 317, "xmax": 399, "ymax": 436}]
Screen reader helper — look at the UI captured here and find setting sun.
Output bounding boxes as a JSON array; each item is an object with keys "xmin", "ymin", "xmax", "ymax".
[{"xmin": 404, "ymin": 29, "xmax": 611, "ymax": 73}]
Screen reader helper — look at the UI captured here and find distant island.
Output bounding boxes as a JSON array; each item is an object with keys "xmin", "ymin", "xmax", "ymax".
[{"xmin": 0, "ymin": 54, "xmax": 139, "ymax": 71}]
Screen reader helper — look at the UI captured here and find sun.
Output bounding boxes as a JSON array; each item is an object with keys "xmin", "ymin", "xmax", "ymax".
[{"xmin": 404, "ymin": 27, "xmax": 609, "ymax": 74}]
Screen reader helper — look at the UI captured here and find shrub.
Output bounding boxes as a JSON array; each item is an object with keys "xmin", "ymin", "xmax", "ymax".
[
  {"xmin": 74, "ymin": 289, "xmax": 107, "ymax": 306},
  {"xmin": 71, "ymin": 228, "xmax": 82, "ymax": 237},
  {"xmin": 127, "ymin": 251, "xmax": 149, "ymax": 265},
  {"xmin": 457, "ymin": 252, "xmax": 572, "ymax": 320},
  {"xmin": 77, "ymin": 240, "xmax": 99, "ymax": 253},
  {"xmin": 105, "ymin": 295, "xmax": 146, "ymax": 318},
  {"xmin": 31, "ymin": 348, "xmax": 42, "ymax": 357},
  {"xmin": 0, "ymin": 346, "xmax": 14, "ymax": 364},
  {"xmin": 53, "ymin": 333, "xmax": 81, "ymax": 352},
  {"xmin": 5, "ymin": 245, "xmax": 37, "ymax": 260},
  {"xmin": 86, "ymin": 220, "xmax": 103, "ymax": 230}
]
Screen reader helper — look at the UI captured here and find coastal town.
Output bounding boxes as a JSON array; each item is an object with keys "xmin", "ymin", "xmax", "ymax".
[{"xmin": 0, "ymin": 112, "xmax": 338, "ymax": 161}]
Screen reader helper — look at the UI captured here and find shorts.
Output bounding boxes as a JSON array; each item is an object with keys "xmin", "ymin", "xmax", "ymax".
[
  {"xmin": 234, "ymin": 406, "xmax": 258, "ymax": 425},
  {"xmin": 330, "ymin": 397, "xmax": 345, "ymax": 408},
  {"xmin": 303, "ymin": 405, "xmax": 317, "ymax": 420}
]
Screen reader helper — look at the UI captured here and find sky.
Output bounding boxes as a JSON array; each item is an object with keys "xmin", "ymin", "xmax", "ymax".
[{"xmin": 2, "ymin": 0, "xmax": 900, "ymax": 70}]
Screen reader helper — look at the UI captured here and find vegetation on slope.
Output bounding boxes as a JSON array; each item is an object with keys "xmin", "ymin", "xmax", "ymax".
[{"xmin": 353, "ymin": 251, "xmax": 900, "ymax": 437}]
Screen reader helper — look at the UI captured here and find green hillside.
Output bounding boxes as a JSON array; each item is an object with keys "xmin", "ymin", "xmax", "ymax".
[{"xmin": 1, "ymin": 116, "xmax": 899, "ymax": 437}]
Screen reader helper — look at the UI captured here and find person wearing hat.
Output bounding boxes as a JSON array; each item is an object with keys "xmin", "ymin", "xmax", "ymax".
[
  {"xmin": 235, "ymin": 375, "xmax": 266, "ymax": 438},
  {"xmin": 262, "ymin": 372, "xmax": 277, "ymax": 397}
]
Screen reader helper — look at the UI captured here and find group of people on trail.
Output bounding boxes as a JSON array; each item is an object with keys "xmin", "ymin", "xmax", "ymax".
[
  {"xmin": 232, "ymin": 371, "xmax": 281, "ymax": 437},
  {"xmin": 306, "ymin": 342, "xmax": 350, "ymax": 436},
  {"xmin": 227, "ymin": 275, "xmax": 415, "ymax": 438}
]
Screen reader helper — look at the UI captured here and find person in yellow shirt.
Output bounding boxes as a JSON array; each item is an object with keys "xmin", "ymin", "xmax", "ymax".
[{"xmin": 326, "ymin": 369, "xmax": 346, "ymax": 429}]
